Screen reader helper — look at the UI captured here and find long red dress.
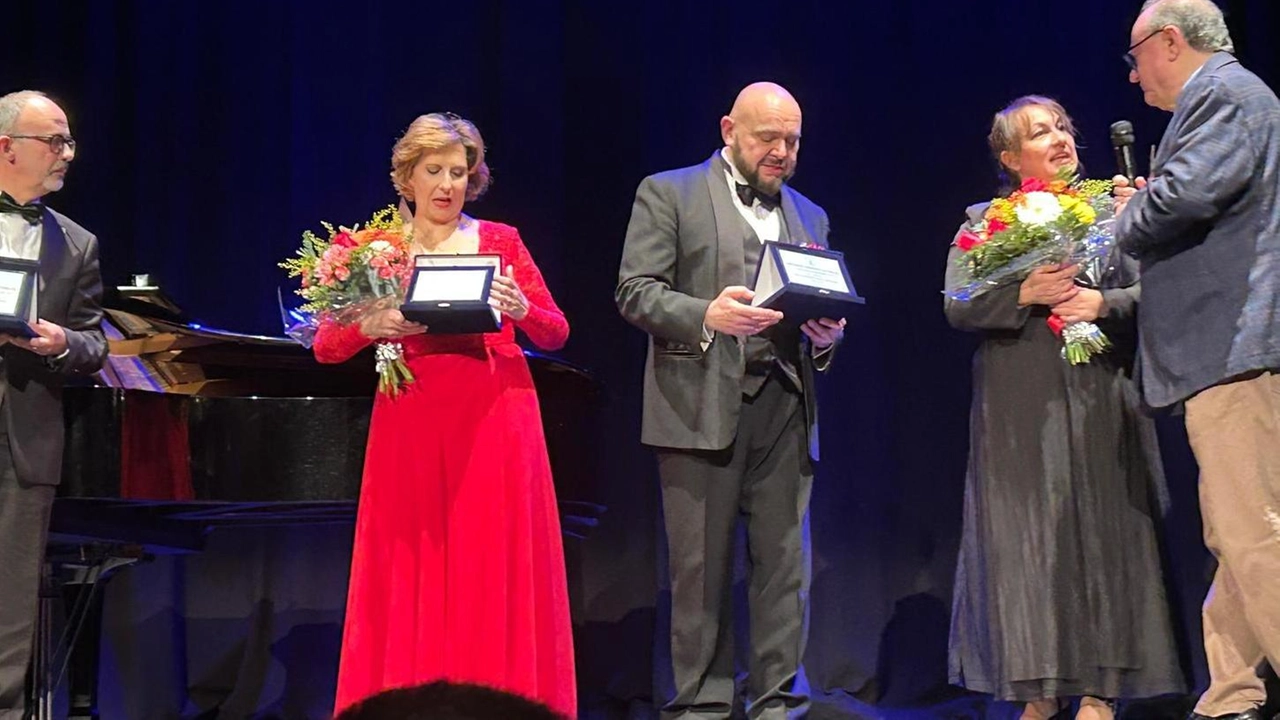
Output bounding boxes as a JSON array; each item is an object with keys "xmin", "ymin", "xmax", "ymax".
[{"xmin": 315, "ymin": 220, "xmax": 576, "ymax": 717}]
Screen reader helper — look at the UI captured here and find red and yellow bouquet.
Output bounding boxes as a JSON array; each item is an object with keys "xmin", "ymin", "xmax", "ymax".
[{"xmin": 947, "ymin": 173, "xmax": 1117, "ymax": 364}]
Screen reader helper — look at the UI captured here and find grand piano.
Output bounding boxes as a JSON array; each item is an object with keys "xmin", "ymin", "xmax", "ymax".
[
  {"xmin": 41, "ymin": 286, "xmax": 604, "ymax": 718},
  {"xmin": 56, "ymin": 289, "xmax": 604, "ymax": 544}
]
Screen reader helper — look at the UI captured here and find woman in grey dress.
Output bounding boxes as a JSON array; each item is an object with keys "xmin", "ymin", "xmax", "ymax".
[{"xmin": 945, "ymin": 95, "xmax": 1185, "ymax": 720}]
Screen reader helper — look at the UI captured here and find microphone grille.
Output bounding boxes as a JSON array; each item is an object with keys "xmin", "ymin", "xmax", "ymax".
[{"xmin": 1110, "ymin": 120, "xmax": 1135, "ymax": 144}]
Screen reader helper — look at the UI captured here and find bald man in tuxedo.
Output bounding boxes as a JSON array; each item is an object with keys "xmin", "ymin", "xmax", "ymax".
[{"xmin": 617, "ymin": 82, "xmax": 845, "ymax": 720}]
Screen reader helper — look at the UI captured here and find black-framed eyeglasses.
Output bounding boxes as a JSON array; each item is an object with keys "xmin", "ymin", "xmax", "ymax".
[
  {"xmin": 1123, "ymin": 27, "xmax": 1166, "ymax": 71},
  {"xmin": 6, "ymin": 134, "xmax": 77, "ymax": 155}
]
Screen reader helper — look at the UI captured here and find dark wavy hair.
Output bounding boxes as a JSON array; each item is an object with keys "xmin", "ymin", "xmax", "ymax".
[{"xmin": 334, "ymin": 681, "xmax": 566, "ymax": 720}]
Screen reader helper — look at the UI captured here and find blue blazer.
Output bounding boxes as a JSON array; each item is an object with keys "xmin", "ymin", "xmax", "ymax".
[{"xmin": 1116, "ymin": 52, "xmax": 1280, "ymax": 408}]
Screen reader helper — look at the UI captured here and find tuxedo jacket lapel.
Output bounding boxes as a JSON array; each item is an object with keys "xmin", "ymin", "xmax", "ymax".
[
  {"xmin": 37, "ymin": 208, "xmax": 70, "ymax": 320},
  {"xmin": 704, "ymin": 152, "xmax": 747, "ymax": 288},
  {"xmin": 780, "ymin": 189, "xmax": 815, "ymax": 248}
]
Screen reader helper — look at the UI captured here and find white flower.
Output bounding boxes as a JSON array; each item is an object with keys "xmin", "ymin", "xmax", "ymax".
[
  {"xmin": 1014, "ymin": 191, "xmax": 1064, "ymax": 226},
  {"xmin": 368, "ymin": 240, "xmax": 391, "ymax": 252}
]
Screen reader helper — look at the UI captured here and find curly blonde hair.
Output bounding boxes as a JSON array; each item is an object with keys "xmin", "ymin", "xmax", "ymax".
[{"xmin": 390, "ymin": 112, "xmax": 491, "ymax": 202}]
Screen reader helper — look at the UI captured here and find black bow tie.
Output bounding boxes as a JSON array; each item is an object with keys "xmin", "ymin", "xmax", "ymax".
[
  {"xmin": 0, "ymin": 192, "xmax": 42, "ymax": 224},
  {"xmin": 735, "ymin": 182, "xmax": 780, "ymax": 212}
]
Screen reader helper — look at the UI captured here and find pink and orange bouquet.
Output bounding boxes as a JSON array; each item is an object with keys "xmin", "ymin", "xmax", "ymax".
[
  {"xmin": 946, "ymin": 172, "xmax": 1117, "ymax": 364},
  {"xmin": 280, "ymin": 206, "xmax": 416, "ymax": 394}
]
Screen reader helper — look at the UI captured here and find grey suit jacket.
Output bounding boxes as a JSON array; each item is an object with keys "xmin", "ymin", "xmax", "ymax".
[
  {"xmin": 1, "ymin": 208, "xmax": 108, "ymax": 485},
  {"xmin": 1116, "ymin": 52, "xmax": 1280, "ymax": 408},
  {"xmin": 616, "ymin": 152, "xmax": 833, "ymax": 459}
]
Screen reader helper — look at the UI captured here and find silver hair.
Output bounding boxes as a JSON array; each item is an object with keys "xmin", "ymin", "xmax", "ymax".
[
  {"xmin": 1140, "ymin": 0, "xmax": 1235, "ymax": 54},
  {"xmin": 0, "ymin": 90, "xmax": 50, "ymax": 135}
]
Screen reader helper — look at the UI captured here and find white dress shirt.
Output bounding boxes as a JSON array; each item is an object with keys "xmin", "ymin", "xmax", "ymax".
[
  {"xmin": 720, "ymin": 148, "xmax": 781, "ymax": 242},
  {"xmin": 0, "ymin": 213, "xmax": 44, "ymax": 401},
  {"xmin": 0, "ymin": 214, "xmax": 41, "ymax": 322}
]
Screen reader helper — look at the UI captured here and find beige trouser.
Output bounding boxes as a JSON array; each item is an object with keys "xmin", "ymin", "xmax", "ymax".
[{"xmin": 1185, "ymin": 371, "xmax": 1280, "ymax": 717}]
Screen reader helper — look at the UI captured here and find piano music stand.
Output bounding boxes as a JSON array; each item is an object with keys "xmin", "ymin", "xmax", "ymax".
[
  {"xmin": 113, "ymin": 281, "xmax": 184, "ymax": 318},
  {"xmin": 32, "ymin": 545, "xmax": 145, "ymax": 720}
]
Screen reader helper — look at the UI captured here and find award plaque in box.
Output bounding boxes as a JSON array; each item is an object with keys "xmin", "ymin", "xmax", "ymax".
[
  {"xmin": 0, "ymin": 257, "xmax": 39, "ymax": 338},
  {"xmin": 750, "ymin": 241, "xmax": 864, "ymax": 322},
  {"xmin": 399, "ymin": 254, "xmax": 503, "ymax": 334}
]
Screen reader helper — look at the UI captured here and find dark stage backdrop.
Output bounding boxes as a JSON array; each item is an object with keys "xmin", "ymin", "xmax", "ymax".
[{"xmin": 5, "ymin": 1, "xmax": 1279, "ymax": 718}]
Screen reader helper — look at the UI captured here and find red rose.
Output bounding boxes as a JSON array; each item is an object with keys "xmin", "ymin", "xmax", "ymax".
[
  {"xmin": 334, "ymin": 265, "xmax": 351, "ymax": 281},
  {"xmin": 986, "ymin": 218, "xmax": 1009, "ymax": 234},
  {"xmin": 333, "ymin": 232, "xmax": 357, "ymax": 248},
  {"xmin": 1020, "ymin": 177, "xmax": 1048, "ymax": 193},
  {"xmin": 956, "ymin": 231, "xmax": 984, "ymax": 252}
]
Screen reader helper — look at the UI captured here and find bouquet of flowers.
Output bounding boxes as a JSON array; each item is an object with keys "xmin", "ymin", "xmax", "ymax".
[
  {"xmin": 280, "ymin": 206, "xmax": 417, "ymax": 395},
  {"xmin": 946, "ymin": 172, "xmax": 1117, "ymax": 364}
]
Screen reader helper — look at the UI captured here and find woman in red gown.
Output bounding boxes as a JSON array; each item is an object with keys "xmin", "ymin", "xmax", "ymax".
[{"xmin": 315, "ymin": 113, "xmax": 576, "ymax": 717}]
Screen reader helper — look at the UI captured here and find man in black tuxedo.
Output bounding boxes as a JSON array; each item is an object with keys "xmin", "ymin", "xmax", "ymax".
[
  {"xmin": 616, "ymin": 82, "xmax": 844, "ymax": 719},
  {"xmin": 0, "ymin": 90, "xmax": 107, "ymax": 719}
]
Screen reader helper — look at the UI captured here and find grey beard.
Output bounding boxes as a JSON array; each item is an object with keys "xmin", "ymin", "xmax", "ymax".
[{"xmin": 727, "ymin": 146, "xmax": 791, "ymax": 193}]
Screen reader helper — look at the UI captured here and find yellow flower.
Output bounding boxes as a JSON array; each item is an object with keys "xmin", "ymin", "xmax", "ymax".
[
  {"xmin": 1058, "ymin": 195, "xmax": 1096, "ymax": 225},
  {"xmin": 986, "ymin": 198, "xmax": 1016, "ymax": 224},
  {"xmin": 1075, "ymin": 178, "xmax": 1114, "ymax": 198}
]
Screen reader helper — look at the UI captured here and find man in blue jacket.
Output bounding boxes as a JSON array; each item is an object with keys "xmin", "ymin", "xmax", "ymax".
[{"xmin": 1114, "ymin": 2, "xmax": 1280, "ymax": 719}]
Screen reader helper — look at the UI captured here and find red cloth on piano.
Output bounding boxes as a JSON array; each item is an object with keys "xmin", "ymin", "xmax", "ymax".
[
  {"xmin": 316, "ymin": 221, "xmax": 576, "ymax": 717},
  {"xmin": 120, "ymin": 393, "xmax": 195, "ymax": 500}
]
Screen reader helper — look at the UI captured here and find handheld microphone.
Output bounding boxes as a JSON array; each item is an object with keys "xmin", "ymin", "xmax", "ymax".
[{"xmin": 1110, "ymin": 120, "xmax": 1137, "ymax": 183}]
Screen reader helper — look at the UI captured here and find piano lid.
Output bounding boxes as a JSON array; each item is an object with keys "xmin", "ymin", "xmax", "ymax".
[{"xmin": 96, "ymin": 284, "xmax": 598, "ymax": 398}]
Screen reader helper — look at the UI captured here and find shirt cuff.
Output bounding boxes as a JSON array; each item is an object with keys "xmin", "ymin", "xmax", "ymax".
[
  {"xmin": 812, "ymin": 342, "xmax": 835, "ymax": 371},
  {"xmin": 700, "ymin": 323, "xmax": 713, "ymax": 352},
  {"xmin": 43, "ymin": 346, "xmax": 72, "ymax": 371}
]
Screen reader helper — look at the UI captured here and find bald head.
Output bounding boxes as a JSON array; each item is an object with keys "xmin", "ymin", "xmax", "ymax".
[
  {"xmin": 721, "ymin": 82, "xmax": 802, "ymax": 195},
  {"xmin": 728, "ymin": 82, "xmax": 801, "ymax": 125}
]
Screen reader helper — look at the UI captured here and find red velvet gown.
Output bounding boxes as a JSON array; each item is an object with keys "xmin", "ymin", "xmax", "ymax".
[{"xmin": 315, "ymin": 221, "xmax": 576, "ymax": 717}]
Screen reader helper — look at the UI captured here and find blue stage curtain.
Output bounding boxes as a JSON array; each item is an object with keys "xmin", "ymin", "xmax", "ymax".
[{"xmin": 4, "ymin": 0, "xmax": 1277, "ymax": 716}]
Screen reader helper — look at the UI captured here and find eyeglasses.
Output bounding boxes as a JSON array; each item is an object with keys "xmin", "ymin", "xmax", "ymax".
[
  {"xmin": 7, "ymin": 134, "xmax": 77, "ymax": 155},
  {"xmin": 1123, "ymin": 27, "xmax": 1166, "ymax": 71}
]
